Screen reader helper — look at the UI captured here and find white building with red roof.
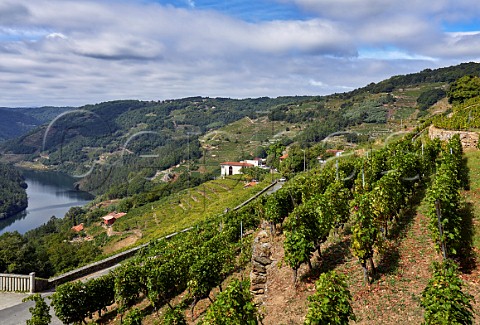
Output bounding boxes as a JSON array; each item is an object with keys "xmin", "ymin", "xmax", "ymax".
[{"xmin": 220, "ymin": 161, "xmax": 254, "ymax": 176}]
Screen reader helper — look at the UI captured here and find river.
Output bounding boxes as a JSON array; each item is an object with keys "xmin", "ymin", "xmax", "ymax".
[{"xmin": 0, "ymin": 170, "xmax": 94, "ymax": 235}]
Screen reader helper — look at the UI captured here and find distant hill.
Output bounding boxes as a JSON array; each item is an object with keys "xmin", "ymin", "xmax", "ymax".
[
  {"xmin": 0, "ymin": 97, "xmax": 309, "ymax": 195},
  {"xmin": 0, "ymin": 106, "xmax": 73, "ymax": 142},
  {"xmin": 2, "ymin": 62, "xmax": 480, "ymax": 197},
  {"xmin": 0, "ymin": 108, "xmax": 40, "ymax": 141}
]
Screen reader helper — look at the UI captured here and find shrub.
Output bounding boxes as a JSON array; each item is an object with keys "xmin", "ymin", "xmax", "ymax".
[
  {"xmin": 421, "ymin": 259, "xmax": 474, "ymax": 325},
  {"xmin": 304, "ymin": 271, "xmax": 355, "ymax": 325}
]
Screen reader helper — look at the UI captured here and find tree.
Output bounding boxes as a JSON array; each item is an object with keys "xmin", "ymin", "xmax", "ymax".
[
  {"xmin": 417, "ymin": 88, "xmax": 446, "ymax": 110},
  {"xmin": 279, "ymin": 145, "xmax": 305, "ymax": 177},
  {"xmin": 421, "ymin": 259, "xmax": 474, "ymax": 325},
  {"xmin": 266, "ymin": 142, "xmax": 285, "ymax": 171},
  {"xmin": 50, "ymin": 281, "xmax": 89, "ymax": 325},
  {"xmin": 304, "ymin": 271, "xmax": 356, "ymax": 325},
  {"xmin": 447, "ymin": 75, "xmax": 480, "ymax": 105},
  {"xmin": 240, "ymin": 166, "xmax": 269, "ymax": 181},
  {"xmin": 23, "ymin": 294, "xmax": 51, "ymax": 325},
  {"xmin": 253, "ymin": 146, "xmax": 267, "ymax": 159}
]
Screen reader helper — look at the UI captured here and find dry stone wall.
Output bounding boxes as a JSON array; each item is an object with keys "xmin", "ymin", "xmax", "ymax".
[
  {"xmin": 429, "ymin": 125, "xmax": 479, "ymax": 149},
  {"xmin": 250, "ymin": 230, "xmax": 272, "ymax": 304}
]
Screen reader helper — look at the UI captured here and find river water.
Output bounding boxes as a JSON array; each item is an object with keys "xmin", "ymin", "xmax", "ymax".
[{"xmin": 0, "ymin": 170, "xmax": 93, "ymax": 235}]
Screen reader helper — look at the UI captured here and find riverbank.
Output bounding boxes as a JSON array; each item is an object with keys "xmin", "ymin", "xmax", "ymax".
[
  {"xmin": 0, "ymin": 169, "xmax": 93, "ymax": 235},
  {"xmin": 0, "ymin": 202, "xmax": 28, "ymax": 221},
  {"xmin": 0, "ymin": 163, "xmax": 29, "ymax": 222}
]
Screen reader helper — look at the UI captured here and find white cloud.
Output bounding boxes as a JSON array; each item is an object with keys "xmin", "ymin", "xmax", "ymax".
[
  {"xmin": 426, "ymin": 32, "xmax": 480, "ymax": 58},
  {"xmin": 358, "ymin": 48, "xmax": 437, "ymax": 61},
  {"xmin": 0, "ymin": 0, "xmax": 479, "ymax": 107},
  {"xmin": 46, "ymin": 33, "xmax": 67, "ymax": 40},
  {"xmin": 309, "ymin": 79, "xmax": 325, "ymax": 87}
]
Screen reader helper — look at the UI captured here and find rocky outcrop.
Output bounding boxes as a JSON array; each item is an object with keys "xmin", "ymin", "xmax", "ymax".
[
  {"xmin": 250, "ymin": 230, "xmax": 272, "ymax": 304},
  {"xmin": 429, "ymin": 125, "xmax": 479, "ymax": 149}
]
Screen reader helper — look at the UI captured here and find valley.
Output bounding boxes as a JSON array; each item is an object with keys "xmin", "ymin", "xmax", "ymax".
[{"xmin": 0, "ymin": 62, "xmax": 479, "ymax": 324}]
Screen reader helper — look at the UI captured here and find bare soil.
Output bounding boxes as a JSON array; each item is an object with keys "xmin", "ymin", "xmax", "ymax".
[{"xmin": 258, "ymin": 205, "xmax": 479, "ymax": 324}]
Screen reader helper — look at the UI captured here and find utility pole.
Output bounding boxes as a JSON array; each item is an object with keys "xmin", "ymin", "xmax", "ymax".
[
  {"xmin": 303, "ymin": 149, "xmax": 306, "ymax": 172},
  {"xmin": 336, "ymin": 159, "xmax": 339, "ymax": 181},
  {"xmin": 435, "ymin": 200, "xmax": 447, "ymax": 259},
  {"xmin": 362, "ymin": 167, "xmax": 365, "ymax": 188}
]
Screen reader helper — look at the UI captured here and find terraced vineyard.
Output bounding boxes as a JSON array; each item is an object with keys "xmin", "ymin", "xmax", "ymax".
[{"xmin": 106, "ymin": 175, "xmax": 271, "ymax": 245}]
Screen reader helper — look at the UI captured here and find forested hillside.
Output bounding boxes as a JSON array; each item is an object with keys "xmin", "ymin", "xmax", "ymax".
[
  {"xmin": 0, "ymin": 108, "xmax": 40, "ymax": 142},
  {"xmin": 2, "ymin": 62, "xmax": 479, "ymax": 201},
  {"xmin": 433, "ymin": 75, "xmax": 480, "ymax": 131},
  {"xmin": 1, "ymin": 97, "xmax": 310, "ymax": 196},
  {"xmin": 0, "ymin": 163, "xmax": 27, "ymax": 219},
  {"xmin": 0, "ymin": 62, "xmax": 479, "ymax": 324},
  {"xmin": 0, "ymin": 106, "xmax": 73, "ymax": 142}
]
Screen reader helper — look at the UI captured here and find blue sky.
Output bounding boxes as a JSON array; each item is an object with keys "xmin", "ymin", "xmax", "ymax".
[
  {"xmin": 0, "ymin": 0, "xmax": 479, "ymax": 106},
  {"xmin": 154, "ymin": 0, "xmax": 309, "ymax": 21}
]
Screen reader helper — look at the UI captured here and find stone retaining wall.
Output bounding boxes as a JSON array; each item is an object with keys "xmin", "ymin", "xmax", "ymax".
[
  {"xmin": 429, "ymin": 125, "xmax": 479, "ymax": 149},
  {"xmin": 48, "ymin": 226, "xmax": 194, "ymax": 288}
]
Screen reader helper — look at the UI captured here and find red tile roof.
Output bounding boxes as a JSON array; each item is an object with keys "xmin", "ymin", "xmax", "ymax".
[
  {"xmin": 102, "ymin": 215, "xmax": 116, "ymax": 222},
  {"xmin": 71, "ymin": 223, "xmax": 84, "ymax": 232},
  {"xmin": 103, "ymin": 212, "xmax": 126, "ymax": 220}
]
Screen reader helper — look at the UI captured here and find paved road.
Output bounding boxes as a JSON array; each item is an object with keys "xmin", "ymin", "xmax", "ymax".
[
  {"xmin": 0, "ymin": 291, "xmax": 63, "ymax": 325},
  {"xmin": 265, "ymin": 181, "xmax": 284, "ymax": 194},
  {"xmin": 0, "ymin": 265, "xmax": 121, "ymax": 324}
]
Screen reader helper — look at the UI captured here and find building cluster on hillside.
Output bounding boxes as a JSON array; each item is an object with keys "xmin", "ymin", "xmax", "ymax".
[
  {"xmin": 220, "ymin": 158, "xmax": 267, "ymax": 176},
  {"xmin": 220, "ymin": 149, "xmax": 346, "ymax": 176}
]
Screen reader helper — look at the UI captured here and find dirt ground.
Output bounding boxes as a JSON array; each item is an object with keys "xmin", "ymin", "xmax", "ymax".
[{"xmin": 259, "ymin": 207, "xmax": 479, "ymax": 324}]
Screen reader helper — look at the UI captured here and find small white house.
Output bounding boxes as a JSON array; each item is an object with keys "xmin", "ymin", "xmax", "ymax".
[{"xmin": 220, "ymin": 162, "xmax": 254, "ymax": 176}]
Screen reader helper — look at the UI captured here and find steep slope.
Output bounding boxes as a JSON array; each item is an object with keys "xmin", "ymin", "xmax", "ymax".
[
  {"xmin": 0, "ymin": 108, "xmax": 40, "ymax": 141},
  {"xmin": 0, "ymin": 106, "xmax": 74, "ymax": 142}
]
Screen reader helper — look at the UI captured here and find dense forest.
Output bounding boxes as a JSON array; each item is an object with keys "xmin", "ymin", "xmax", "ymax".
[
  {"xmin": 433, "ymin": 75, "xmax": 480, "ymax": 131},
  {"xmin": 0, "ymin": 163, "xmax": 27, "ymax": 219},
  {"xmin": 0, "ymin": 108, "xmax": 40, "ymax": 142},
  {"xmin": 0, "ymin": 106, "xmax": 73, "ymax": 142},
  {"xmin": 357, "ymin": 61, "xmax": 480, "ymax": 95}
]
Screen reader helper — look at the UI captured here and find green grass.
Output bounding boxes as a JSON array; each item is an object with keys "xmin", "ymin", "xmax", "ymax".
[
  {"xmin": 464, "ymin": 150, "xmax": 480, "ymax": 251},
  {"xmin": 112, "ymin": 175, "xmax": 270, "ymax": 244},
  {"xmin": 199, "ymin": 116, "xmax": 300, "ymax": 172}
]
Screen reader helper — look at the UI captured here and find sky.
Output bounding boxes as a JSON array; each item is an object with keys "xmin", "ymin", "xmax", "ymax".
[{"xmin": 1, "ymin": 0, "xmax": 480, "ymax": 107}]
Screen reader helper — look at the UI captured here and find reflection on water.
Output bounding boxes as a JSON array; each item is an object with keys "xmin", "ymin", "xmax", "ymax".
[
  {"xmin": 0, "ymin": 210, "xmax": 28, "ymax": 231},
  {"xmin": 0, "ymin": 170, "xmax": 93, "ymax": 235}
]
